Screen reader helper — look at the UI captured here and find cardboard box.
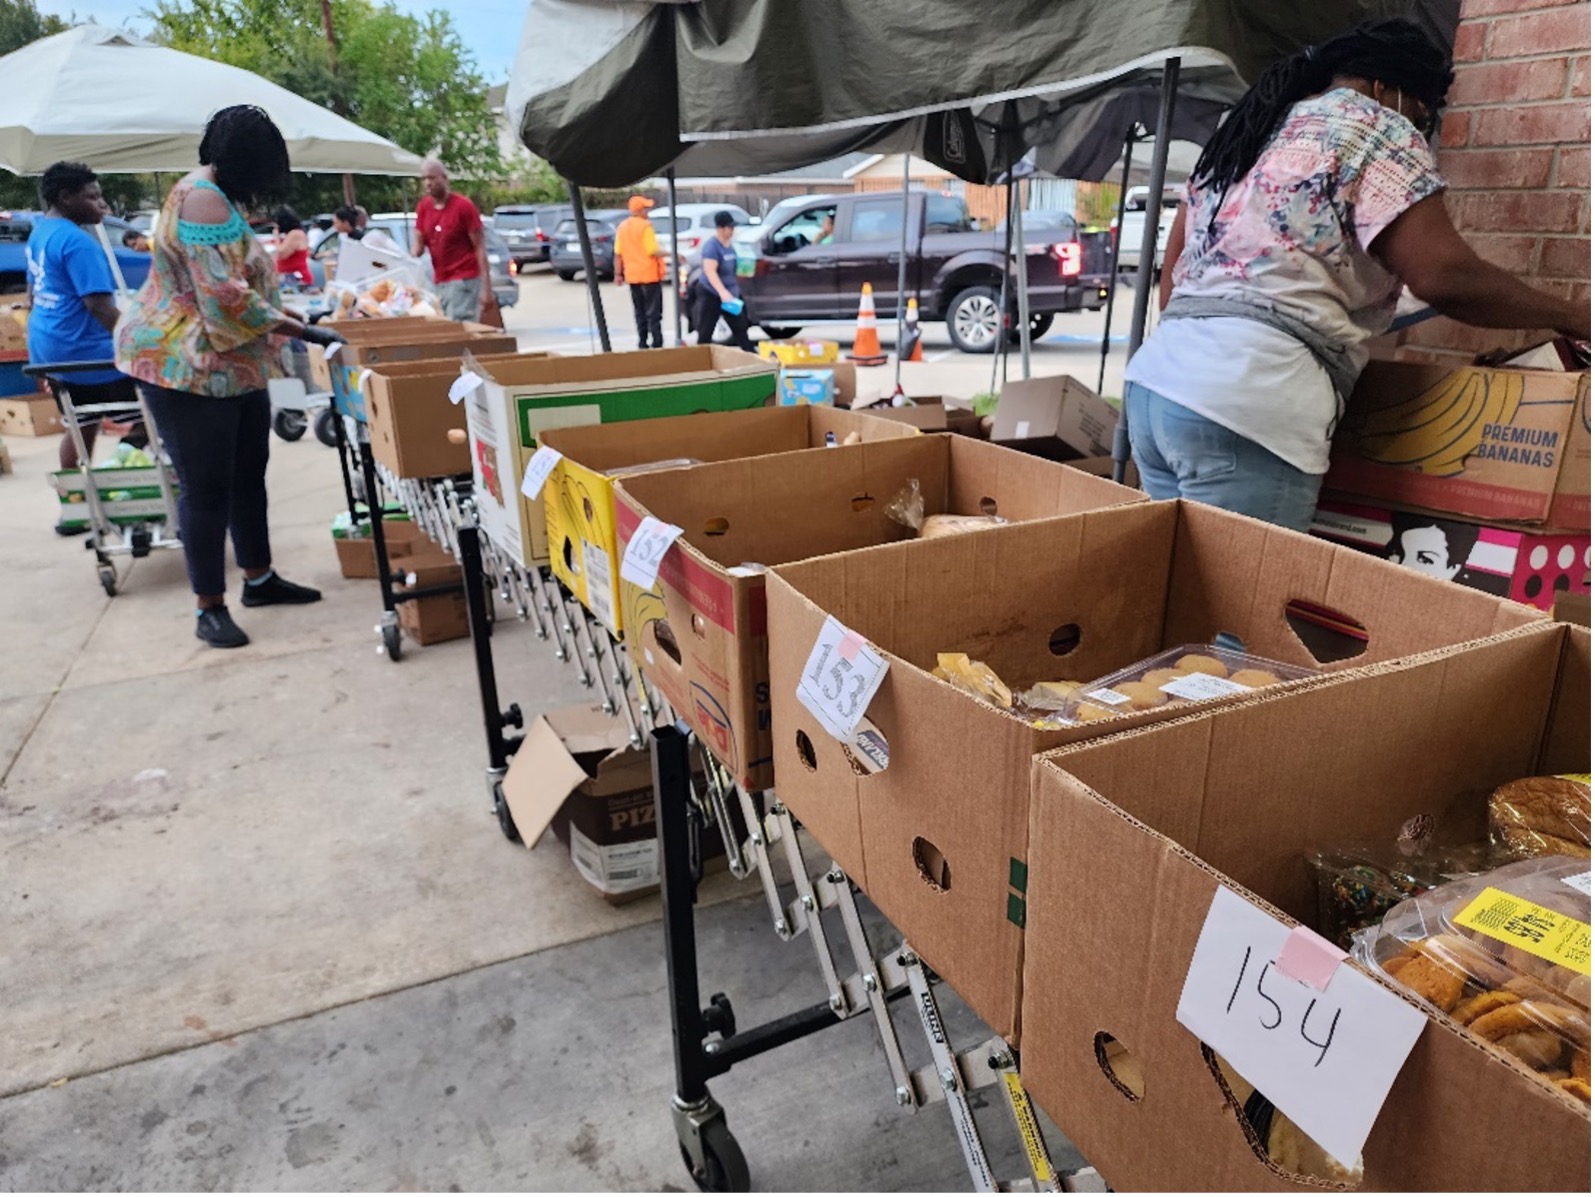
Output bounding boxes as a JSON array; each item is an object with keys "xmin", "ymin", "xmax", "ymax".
[
  {"xmin": 364, "ymin": 352, "xmax": 549, "ymax": 481},
  {"xmin": 315, "ymin": 320, "xmax": 519, "ymax": 421},
  {"xmin": 1313, "ymin": 496, "xmax": 1591, "ymax": 611},
  {"xmin": 333, "ymin": 517, "xmax": 423, "ymax": 580},
  {"xmin": 759, "ymin": 339, "xmax": 840, "ymax": 366},
  {"xmin": 0, "ymin": 312, "xmax": 26, "ymax": 355},
  {"xmin": 540, "ymin": 404, "xmax": 919, "ymax": 637},
  {"xmin": 989, "ymin": 374, "xmax": 1119, "ymax": 461},
  {"xmin": 851, "ymin": 397, "xmax": 957, "ymax": 431},
  {"xmin": 392, "ymin": 545, "xmax": 468, "ymax": 645},
  {"xmin": 1327, "ymin": 358, "xmax": 1590, "ymax": 530},
  {"xmin": 616, "ymin": 435, "xmax": 1146, "ymax": 796},
  {"xmin": 763, "ymin": 501, "xmax": 1545, "ymax": 1042},
  {"xmin": 0, "ymin": 394, "xmax": 62, "ymax": 436},
  {"xmin": 778, "ymin": 369, "xmax": 835, "ymax": 406},
  {"xmin": 462, "ymin": 346, "xmax": 779, "ymax": 569},
  {"xmin": 1021, "ymin": 622, "xmax": 1587, "ymax": 1191},
  {"xmin": 500, "ymin": 703, "xmax": 723, "ymax": 903}
]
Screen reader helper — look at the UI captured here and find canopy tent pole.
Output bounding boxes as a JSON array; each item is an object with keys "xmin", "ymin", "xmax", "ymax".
[
  {"xmin": 1098, "ymin": 124, "xmax": 1138, "ymax": 394},
  {"xmin": 892, "ymin": 150, "xmax": 912, "ymax": 396},
  {"xmin": 990, "ymin": 176, "xmax": 1015, "ymax": 396},
  {"xmin": 567, "ymin": 178, "xmax": 611, "ymax": 353},
  {"xmin": 667, "ymin": 167, "xmax": 682, "ymax": 346},
  {"xmin": 1113, "ymin": 56, "xmax": 1180, "ymax": 484},
  {"xmin": 1015, "ymin": 174, "xmax": 1032, "ymax": 379}
]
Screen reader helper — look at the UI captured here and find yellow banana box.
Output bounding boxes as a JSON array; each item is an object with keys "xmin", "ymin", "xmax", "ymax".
[
  {"xmin": 539, "ymin": 406, "xmax": 921, "ymax": 638},
  {"xmin": 1329, "ymin": 359, "xmax": 1590, "ymax": 530}
]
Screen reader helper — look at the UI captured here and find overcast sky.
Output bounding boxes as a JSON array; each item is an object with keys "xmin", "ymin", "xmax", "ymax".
[{"xmin": 33, "ymin": 1, "xmax": 525, "ymax": 82}]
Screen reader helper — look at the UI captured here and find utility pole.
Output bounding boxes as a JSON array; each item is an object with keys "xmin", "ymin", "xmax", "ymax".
[{"xmin": 320, "ymin": 0, "xmax": 357, "ymax": 205}]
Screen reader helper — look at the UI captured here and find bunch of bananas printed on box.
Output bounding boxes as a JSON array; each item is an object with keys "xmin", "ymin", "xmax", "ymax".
[{"xmin": 1354, "ymin": 369, "xmax": 1525, "ymax": 477}]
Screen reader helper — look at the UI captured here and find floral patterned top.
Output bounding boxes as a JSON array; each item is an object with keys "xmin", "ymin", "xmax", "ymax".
[
  {"xmin": 115, "ymin": 177, "xmax": 286, "ymax": 397},
  {"xmin": 1170, "ymin": 87, "xmax": 1446, "ymax": 364}
]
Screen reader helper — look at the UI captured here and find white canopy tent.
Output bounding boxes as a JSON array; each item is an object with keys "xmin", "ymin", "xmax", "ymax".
[{"xmin": 0, "ymin": 25, "xmax": 423, "ymax": 176}]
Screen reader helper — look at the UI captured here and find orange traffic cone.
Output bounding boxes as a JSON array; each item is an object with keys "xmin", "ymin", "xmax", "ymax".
[
  {"xmin": 847, "ymin": 282, "xmax": 889, "ymax": 366},
  {"xmin": 902, "ymin": 296, "xmax": 924, "ymax": 363}
]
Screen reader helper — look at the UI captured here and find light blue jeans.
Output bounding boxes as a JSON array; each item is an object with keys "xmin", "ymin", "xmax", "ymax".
[{"xmin": 1124, "ymin": 382, "xmax": 1324, "ymax": 533}]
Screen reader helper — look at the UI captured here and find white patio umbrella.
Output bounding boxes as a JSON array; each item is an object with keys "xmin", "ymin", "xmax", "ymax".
[{"xmin": 0, "ymin": 25, "xmax": 423, "ymax": 176}]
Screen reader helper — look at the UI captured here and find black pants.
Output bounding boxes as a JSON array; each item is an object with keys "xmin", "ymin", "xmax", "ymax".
[
  {"xmin": 695, "ymin": 291, "xmax": 754, "ymax": 352},
  {"xmin": 629, "ymin": 281, "xmax": 664, "ymax": 349},
  {"xmin": 48, "ymin": 375, "xmax": 147, "ymax": 469},
  {"xmin": 139, "ymin": 384, "xmax": 272, "ymax": 599}
]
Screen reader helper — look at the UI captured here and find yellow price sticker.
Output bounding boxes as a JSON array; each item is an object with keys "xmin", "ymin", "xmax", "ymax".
[{"xmin": 1453, "ymin": 886, "xmax": 1591, "ymax": 976}]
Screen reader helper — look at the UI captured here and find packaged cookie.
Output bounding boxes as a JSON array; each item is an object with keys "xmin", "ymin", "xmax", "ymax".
[
  {"xmin": 1056, "ymin": 644, "xmax": 1319, "ymax": 726},
  {"xmin": 1352, "ymin": 856, "xmax": 1592, "ymax": 1102},
  {"xmin": 1490, "ymin": 774, "xmax": 1591, "ymax": 862}
]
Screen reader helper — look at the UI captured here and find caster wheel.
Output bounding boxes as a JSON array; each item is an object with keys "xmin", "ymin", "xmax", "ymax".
[
  {"xmin": 272, "ymin": 409, "xmax": 308, "ymax": 441},
  {"xmin": 681, "ymin": 1121, "xmax": 749, "ymax": 1193},
  {"xmin": 493, "ymin": 781, "xmax": 521, "ymax": 843},
  {"xmin": 98, "ymin": 566, "xmax": 117, "ymax": 597},
  {"xmin": 381, "ymin": 623, "xmax": 401, "ymax": 662},
  {"xmin": 313, "ymin": 408, "xmax": 339, "ymax": 448}
]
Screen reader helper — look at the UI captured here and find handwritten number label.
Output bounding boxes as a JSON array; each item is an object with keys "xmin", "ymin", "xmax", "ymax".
[
  {"xmin": 448, "ymin": 370, "xmax": 484, "ymax": 405},
  {"xmin": 1177, "ymin": 887, "xmax": 1427, "ymax": 1171},
  {"xmin": 797, "ymin": 617, "xmax": 889, "ymax": 739},
  {"xmin": 520, "ymin": 445, "xmax": 563, "ymax": 499},
  {"xmin": 619, "ymin": 516, "xmax": 684, "ymax": 589}
]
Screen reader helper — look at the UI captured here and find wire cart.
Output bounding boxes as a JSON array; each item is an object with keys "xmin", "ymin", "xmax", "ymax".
[{"xmin": 26, "ymin": 359, "xmax": 182, "ymax": 596}]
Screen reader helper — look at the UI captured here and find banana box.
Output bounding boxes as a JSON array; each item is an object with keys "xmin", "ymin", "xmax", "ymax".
[
  {"xmin": 758, "ymin": 339, "xmax": 839, "ymax": 366},
  {"xmin": 1328, "ymin": 358, "xmax": 1590, "ymax": 530},
  {"xmin": 462, "ymin": 347, "xmax": 779, "ymax": 570},
  {"xmin": 540, "ymin": 406, "xmax": 920, "ymax": 637}
]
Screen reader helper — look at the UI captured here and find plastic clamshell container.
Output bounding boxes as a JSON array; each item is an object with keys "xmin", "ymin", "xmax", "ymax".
[{"xmin": 1060, "ymin": 642, "xmax": 1321, "ymax": 725}]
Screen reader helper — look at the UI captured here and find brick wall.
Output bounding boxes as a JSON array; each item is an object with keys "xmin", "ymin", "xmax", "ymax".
[{"xmin": 1397, "ymin": 0, "xmax": 1590, "ymax": 360}]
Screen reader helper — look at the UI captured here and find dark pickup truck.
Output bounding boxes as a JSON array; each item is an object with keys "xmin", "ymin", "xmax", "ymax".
[{"xmin": 693, "ymin": 191, "xmax": 1111, "ymax": 353}]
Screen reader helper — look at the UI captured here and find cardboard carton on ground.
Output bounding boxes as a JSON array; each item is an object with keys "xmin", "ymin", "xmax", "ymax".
[
  {"xmin": 392, "ymin": 544, "xmax": 468, "ymax": 645},
  {"xmin": 0, "ymin": 394, "xmax": 61, "ymax": 436},
  {"xmin": 1021, "ymin": 622, "xmax": 1588, "ymax": 1192},
  {"xmin": 989, "ymin": 374, "xmax": 1118, "ymax": 462},
  {"xmin": 540, "ymin": 404, "xmax": 919, "ymax": 637},
  {"xmin": 764, "ymin": 500, "xmax": 1545, "ymax": 1043},
  {"xmin": 1313, "ymin": 496, "xmax": 1591, "ymax": 612},
  {"xmin": 461, "ymin": 346, "xmax": 779, "ymax": 569},
  {"xmin": 332, "ymin": 517, "xmax": 424, "ymax": 580},
  {"xmin": 500, "ymin": 704, "xmax": 723, "ymax": 903},
  {"xmin": 616, "ymin": 435, "xmax": 1145, "ymax": 796},
  {"xmin": 363, "ymin": 351, "xmax": 547, "ymax": 481},
  {"xmin": 0, "ymin": 311, "xmax": 25, "ymax": 354},
  {"xmin": 850, "ymin": 396, "xmax": 958, "ymax": 431},
  {"xmin": 1327, "ymin": 357, "xmax": 1590, "ymax": 530}
]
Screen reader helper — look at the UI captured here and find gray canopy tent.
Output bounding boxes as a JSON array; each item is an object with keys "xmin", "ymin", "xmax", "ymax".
[{"xmin": 507, "ymin": 0, "xmax": 1458, "ymax": 475}]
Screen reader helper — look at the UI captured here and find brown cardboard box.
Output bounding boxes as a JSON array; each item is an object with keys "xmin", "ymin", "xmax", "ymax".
[
  {"xmin": 989, "ymin": 374, "xmax": 1118, "ymax": 461},
  {"xmin": 616, "ymin": 435, "xmax": 1145, "ymax": 794},
  {"xmin": 333, "ymin": 518, "xmax": 424, "ymax": 580},
  {"xmin": 392, "ymin": 545, "xmax": 467, "ymax": 644},
  {"xmin": 1021, "ymin": 622, "xmax": 1587, "ymax": 1192},
  {"xmin": 365, "ymin": 352, "xmax": 548, "ymax": 480},
  {"xmin": 850, "ymin": 397, "xmax": 952, "ymax": 430},
  {"xmin": 308, "ymin": 319, "xmax": 518, "ymax": 393},
  {"xmin": 0, "ymin": 395, "xmax": 62, "ymax": 437},
  {"xmin": 0, "ymin": 312, "xmax": 25, "ymax": 354},
  {"xmin": 764, "ymin": 500, "xmax": 1545, "ymax": 1042},
  {"xmin": 500, "ymin": 703, "xmax": 724, "ymax": 903},
  {"xmin": 1327, "ymin": 358, "xmax": 1590, "ymax": 530}
]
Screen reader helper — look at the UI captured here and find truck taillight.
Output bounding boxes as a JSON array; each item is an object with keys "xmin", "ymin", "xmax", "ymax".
[{"xmin": 1052, "ymin": 241, "xmax": 1082, "ymax": 277}]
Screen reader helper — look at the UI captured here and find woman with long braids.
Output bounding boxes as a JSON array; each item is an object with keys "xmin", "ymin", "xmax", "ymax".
[
  {"xmin": 116, "ymin": 105, "xmax": 345, "ymax": 649},
  {"xmin": 1124, "ymin": 18, "xmax": 1589, "ymax": 531}
]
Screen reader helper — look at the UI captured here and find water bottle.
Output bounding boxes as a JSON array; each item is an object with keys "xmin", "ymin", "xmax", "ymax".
[{"xmin": 824, "ymin": 431, "xmax": 838, "ymax": 448}]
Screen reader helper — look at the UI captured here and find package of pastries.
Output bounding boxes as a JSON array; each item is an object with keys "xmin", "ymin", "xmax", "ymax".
[
  {"xmin": 1352, "ymin": 856, "xmax": 1591, "ymax": 1103},
  {"xmin": 1490, "ymin": 773, "xmax": 1590, "ymax": 861},
  {"xmin": 1058, "ymin": 643, "xmax": 1320, "ymax": 725}
]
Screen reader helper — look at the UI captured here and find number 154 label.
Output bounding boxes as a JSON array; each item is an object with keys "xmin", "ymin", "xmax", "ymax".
[{"xmin": 796, "ymin": 616, "xmax": 889, "ymax": 740}]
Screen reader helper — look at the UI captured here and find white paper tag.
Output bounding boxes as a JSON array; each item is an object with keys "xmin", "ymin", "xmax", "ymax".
[
  {"xmin": 1087, "ymin": 687, "xmax": 1131, "ymax": 706},
  {"xmin": 1176, "ymin": 887, "xmax": 1428, "ymax": 1171},
  {"xmin": 581, "ymin": 538, "xmax": 616, "ymax": 631},
  {"xmin": 1014, "ymin": 420, "xmax": 1032, "ymax": 439},
  {"xmin": 1563, "ymin": 871, "xmax": 1592, "ymax": 896},
  {"xmin": 1162, "ymin": 672, "xmax": 1250, "ymax": 702},
  {"xmin": 356, "ymin": 367, "xmax": 374, "ymax": 395},
  {"xmin": 323, "ymin": 342, "xmax": 342, "ymax": 361},
  {"xmin": 520, "ymin": 445, "xmax": 563, "ymax": 499},
  {"xmin": 796, "ymin": 615, "xmax": 890, "ymax": 740},
  {"xmin": 448, "ymin": 370, "xmax": 484, "ymax": 405},
  {"xmin": 619, "ymin": 516, "xmax": 684, "ymax": 589}
]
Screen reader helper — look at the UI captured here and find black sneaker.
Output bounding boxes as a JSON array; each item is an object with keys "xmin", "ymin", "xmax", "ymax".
[
  {"xmin": 240, "ymin": 571, "xmax": 323, "ymax": 607},
  {"xmin": 196, "ymin": 606, "xmax": 250, "ymax": 649}
]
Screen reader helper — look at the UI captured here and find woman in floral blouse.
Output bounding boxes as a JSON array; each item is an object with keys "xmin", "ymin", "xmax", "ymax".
[
  {"xmin": 1124, "ymin": 19, "xmax": 1589, "ymax": 532},
  {"xmin": 117, "ymin": 105, "xmax": 344, "ymax": 649}
]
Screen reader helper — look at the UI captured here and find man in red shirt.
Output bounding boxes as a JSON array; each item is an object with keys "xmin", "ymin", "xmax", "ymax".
[{"xmin": 412, "ymin": 159, "xmax": 491, "ymax": 322}]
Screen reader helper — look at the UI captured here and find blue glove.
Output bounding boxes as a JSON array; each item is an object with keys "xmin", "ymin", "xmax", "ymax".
[{"xmin": 720, "ymin": 296, "xmax": 744, "ymax": 316}]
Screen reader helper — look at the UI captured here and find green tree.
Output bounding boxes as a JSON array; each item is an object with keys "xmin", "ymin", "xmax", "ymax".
[{"xmin": 0, "ymin": 0, "xmax": 65, "ymax": 57}]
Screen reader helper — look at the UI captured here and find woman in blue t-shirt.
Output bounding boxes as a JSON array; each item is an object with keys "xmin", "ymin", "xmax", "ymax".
[
  {"xmin": 696, "ymin": 210, "xmax": 755, "ymax": 351},
  {"xmin": 25, "ymin": 160, "xmax": 143, "ymax": 473}
]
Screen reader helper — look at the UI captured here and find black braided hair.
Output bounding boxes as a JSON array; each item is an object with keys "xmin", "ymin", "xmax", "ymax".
[
  {"xmin": 1192, "ymin": 18, "xmax": 1455, "ymax": 195},
  {"xmin": 198, "ymin": 105, "xmax": 291, "ymax": 208}
]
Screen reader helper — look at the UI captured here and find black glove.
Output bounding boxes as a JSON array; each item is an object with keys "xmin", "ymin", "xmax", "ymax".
[{"xmin": 300, "ymin": 323, "xmax": 346, "ymax": 348}]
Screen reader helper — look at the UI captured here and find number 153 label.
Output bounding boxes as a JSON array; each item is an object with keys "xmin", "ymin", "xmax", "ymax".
[{"xmin": 796, "ymin": 616, "xmax": 889, "ymax": 740}]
